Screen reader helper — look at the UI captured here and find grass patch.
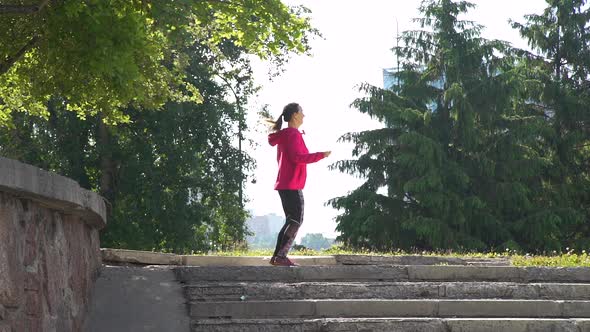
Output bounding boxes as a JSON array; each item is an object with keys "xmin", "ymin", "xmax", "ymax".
[
  {"xmin": 201, "ymin": 245, "xmax": 508, "ymax": 258},
  {"xmin": 194, "ymin": 246, "xmax": 590, "ymax": 267},
  {"xmin": 511, "ymin": 251, "xmax": 590, "ymax": 267}
]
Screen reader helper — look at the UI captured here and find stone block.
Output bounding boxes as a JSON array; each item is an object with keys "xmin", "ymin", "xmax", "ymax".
[
  {"xmin": 563, "ymin": 301, "xmax": 590, "ymax": 317},
  {"xmin": 525, "ymin": 267, "xmax": 590, "ymax": 282},
  {"xmin": 24, "ymin": 317, "xmax": 42, "ymax": 332},
  {"xmin": 320, "ymin": 318, "xmax": 447, "ymax": 332},
  {"xmin": 537, "ymin": 283, "xmax": 590, "ymax": 300},
  {"xmin": 25, "ymin": 291, "xmax": 41, "ymax": 317},
  {"xmin": 192, "ymin": 318, "xmax": 590, "ymax": 332},
  {"xmin": 192, "ymin": 319, "xmax": 321, "ymax": 332},
  {"xmin": 102, "ymin": 248, "xmax": 182, "ymax": 265},
  {"xmin": 334, "ymin": 255, "xmax": 511, "ymax": 266},
  {"xmin": 182, "ymin": 255, "xmax": 337, "ymax": 266},
  {"xmin": 23, "ymin": 222, "xmax": 38, "ymax": 268},
  {"xmin": 446, "ymin": 318, "xmax": 580, "ymax": 332},
  {"xmin": 191, "ymin": 301, "xmax": 315, "ymax": 319},
  {"xmin": 575, "ymin": 319, "xmax": 590, "ymax": 331},
  {"xmin": 296, "ymin": 265, "xmax": 408, "ymax": 281},
  {"xmin": 175, "ymin": 265, "xmax": 409, "ymax": 283},
  {"xmin": 438, "ymin": 299, "xmax": 563, "ymax": 317},
  {"xmin": 408, "ymin": 266, "xmax": 524, "ymax": 282},
  {"xmin": 0, "ymin": 197, "xmax": 24, "ymax": 308},
  {"xmin": 24, "ymin": 272, "xmax": 39, "ymax": 291},
  {"xmin": 316, "ymin": 299, "xmax": 438, "ymax": 317},
  {"xmin": 443, "ymin": 282, "xmax": 535, "ymax": 299}
]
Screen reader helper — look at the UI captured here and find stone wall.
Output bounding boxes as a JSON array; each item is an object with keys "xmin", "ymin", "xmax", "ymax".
[{"xmin": 0, "ymin": 157, "xmax": 107, "ymax": 332}]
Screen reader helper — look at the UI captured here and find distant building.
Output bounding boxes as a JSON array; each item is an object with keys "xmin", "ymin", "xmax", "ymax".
[
  {"xmin": 247, "ymin": 216, "xmax": 271, "ymax": 237},
  {"xmin": 245, "ymin": 213, "xmax": 284, "ymax": 249},
  {"xmin": 383, "ymin": 67, "xmax": 399, "ymax": 90},
  {"xmin": 382, "ymin": 66, "xmax": 444, "ymax": 111}
]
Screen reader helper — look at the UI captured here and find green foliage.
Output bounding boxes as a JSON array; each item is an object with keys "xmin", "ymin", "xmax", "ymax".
[
  {"xmin": 0, "ymin": 0, "xmax": 319, "ymax": 253},
  {"xmin": 510, "ymin": 0, "xmax": 590, "ymax": 251},
  {"xmin": 0, "ymin": 39, "xmax": 256, "ymax": 254},
  {"xmin": 0, "ymin": 0, "xmax": 318, "ymax": 125},
  {"xmin": 330, "ymin": 0, "xmax": 590, "ymax": 252}
]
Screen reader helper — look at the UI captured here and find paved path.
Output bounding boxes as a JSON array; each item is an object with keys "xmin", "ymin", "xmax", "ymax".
[{"xmin": 84, "ymin": 265, "xmax": 189, "ymax": 332}]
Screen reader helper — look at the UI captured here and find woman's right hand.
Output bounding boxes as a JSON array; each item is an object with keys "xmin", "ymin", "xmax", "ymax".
[{"xmin": 323, "ymin": 151, "xmax": 332, "ymax": 158}]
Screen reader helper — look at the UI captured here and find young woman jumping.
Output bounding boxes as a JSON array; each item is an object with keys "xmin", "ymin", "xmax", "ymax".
[{"xmin": 267, "ymin": 103, "xmax": 331, "ymax": 266}]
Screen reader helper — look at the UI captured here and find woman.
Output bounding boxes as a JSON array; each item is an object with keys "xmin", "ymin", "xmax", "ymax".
[{"xmin": 267, "ymin": 103, "xmax": 331, "ymax": 266}]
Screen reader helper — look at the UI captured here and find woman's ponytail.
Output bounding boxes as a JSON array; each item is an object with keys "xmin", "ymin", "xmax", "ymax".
[
  {"xmin": 272, "ymin": 116, "xmax": 283, "ymax": 132},
  {"xmin": 265, "ymin": 115, "xmax": 283, "ymax": 132},
  {"xmin": 265, "ymin": 103, "xmax": 300, "ymax": 132}
]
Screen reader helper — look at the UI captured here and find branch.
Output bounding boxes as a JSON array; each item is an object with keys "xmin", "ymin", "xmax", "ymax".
[
  {"xmin": 0, "ymin": 35, "xmax": 39, "ymax": 75},
  {"xmin": 0, "ymin": 0, "xmax": 50, "ymax": 15}
]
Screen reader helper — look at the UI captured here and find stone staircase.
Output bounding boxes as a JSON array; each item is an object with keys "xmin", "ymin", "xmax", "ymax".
[{"xmin": 175, "ymin": 264, "xmax": 590, "ymax": 332}]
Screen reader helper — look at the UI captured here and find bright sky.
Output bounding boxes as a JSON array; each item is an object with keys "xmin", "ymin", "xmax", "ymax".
[{"xmin": 244, "ymin": 0, "xmax": 548, "ymax": 240}]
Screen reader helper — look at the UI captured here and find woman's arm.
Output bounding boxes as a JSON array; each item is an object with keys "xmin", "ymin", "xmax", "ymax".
[{"xmin": 284, "ymin": 131, "xmax": 326, "ymax": 164}]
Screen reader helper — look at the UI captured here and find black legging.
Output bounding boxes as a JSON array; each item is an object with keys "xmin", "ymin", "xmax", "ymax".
[{"xmin": 273, "ymin": 190, "xmax": 304, "ymax": 258}]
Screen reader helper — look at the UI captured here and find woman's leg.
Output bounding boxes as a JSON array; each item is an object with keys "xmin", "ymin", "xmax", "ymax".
[{"xmin": 273, "ymin": 190, "xmax": 304, "ymax": 258}]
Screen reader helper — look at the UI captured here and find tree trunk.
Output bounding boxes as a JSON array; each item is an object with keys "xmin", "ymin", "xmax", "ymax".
[{"xmin": 97, "ymin": 116, "xmax": 117, "ymax": 204}]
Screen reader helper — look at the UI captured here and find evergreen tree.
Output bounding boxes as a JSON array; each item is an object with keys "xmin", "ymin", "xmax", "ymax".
[
  {"xmin": 511, "ymin": 0, "xmax": 590, "ymax": 249},
  {"xmin": 330, "ymin": 0, "xmax": 562, "ymax": 252}
]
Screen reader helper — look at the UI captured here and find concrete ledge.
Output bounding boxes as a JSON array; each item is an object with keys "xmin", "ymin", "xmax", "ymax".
[
  {"xmin": 176, "ymin": 265, "xmax": 409, "ymax": 282},
  {"xmin": 184, "ymin": 282, "xmax": 590, "ymax": 302},
  {"xmin": 101, "ymin": 249, "xmax": 182, "ymax": 265},
  {"xmin": 316, "ymin": 299, "xmax": 438, "ymax": 318},
  {"xmin": 445, "ymin": 318, "xmax": 586, "ymax": 332},
  {"xmin": 0, "ymin": 157, "xmax": 107, "ymax": 228},
  {"xmin": 101, "ymin": 249, "xmax": 338, "ymax": 266},
  {"xmin": 192, "ymin": 318, "xmax": 590, "ymax": 332},
  {"xmin": 182, "ymin": 255, "xmax": 337, "ymax": 266},
  {"xmin": 175, "ymin": 265, "xmax": 590, "ymax": 283},
  {"xmin": 408, "ymin": 266, "xmax": 525, "ymax": 282},
  {"xmin": 190, "ymin": 299, "xmax": 590, "ymax": 319},
  {"xmin": 335, "ymin": 255, "xmax": 511, "ymax": 266},
  {"xmin": 524, "ymin": 267, "xmax": 590, "ymax": 282}
]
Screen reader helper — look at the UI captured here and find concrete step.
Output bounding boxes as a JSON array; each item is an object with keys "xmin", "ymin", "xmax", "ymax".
[
  {"xmin": 174, "ymin": 265, "xmax": 590, "ymax": 283},
  {"xmin": 335, "ymin": 255, "xmax": 511, "ymax": 266},
  {"xmin": 189, "ymin": 299, "xmax": 590, "ymax": 319},
  {"xmin": 192, "ymin": 318, "xmax": 590, "ymax": 332},
  {"xmin": 185, "ymin": 281, "xmax": 590, "ymax": 301}
]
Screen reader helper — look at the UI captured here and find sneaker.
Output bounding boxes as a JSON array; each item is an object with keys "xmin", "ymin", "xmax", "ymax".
[{"xmin": 270, "ymin": 256, "xmax": 299, "ymax": 266}]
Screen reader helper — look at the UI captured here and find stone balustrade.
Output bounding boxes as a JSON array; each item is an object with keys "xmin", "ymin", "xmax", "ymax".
[{"xmin": 0, "ymin": 157, "xmax": 106, "ymax": 332}]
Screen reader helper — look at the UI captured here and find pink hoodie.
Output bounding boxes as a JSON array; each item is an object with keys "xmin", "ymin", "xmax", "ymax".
[{"xmin": 268, "ymin": 127, "xmax": 325, "ymax": 190}]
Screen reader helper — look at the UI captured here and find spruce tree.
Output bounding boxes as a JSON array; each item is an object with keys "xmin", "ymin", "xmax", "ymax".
[
  {"xmin": 511, "ymin": 0, "xmax": 590, "ymax": 249},
  {"xmin": 331, "ymin": 0, "xmax": 558, "ymax": 251}
]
